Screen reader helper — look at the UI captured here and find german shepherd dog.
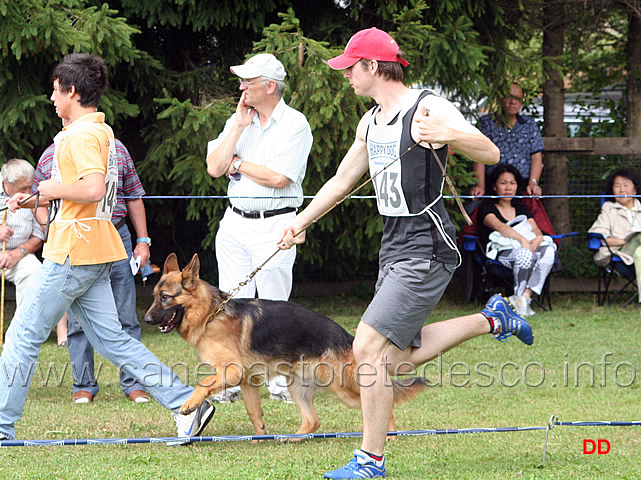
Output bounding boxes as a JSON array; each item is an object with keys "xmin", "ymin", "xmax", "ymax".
[{"xmin": 144, "ymin": 253, "xmax": 428, "ymax": 438}]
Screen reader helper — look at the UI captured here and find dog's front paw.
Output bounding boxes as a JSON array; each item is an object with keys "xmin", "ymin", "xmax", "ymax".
[
  {"xmin": 180, "ymin": 388, "xmax": 208, "ymax": 414},
  {"xmin": 180, "ymin": 400, "xmax": 200, "ymax": 415}
]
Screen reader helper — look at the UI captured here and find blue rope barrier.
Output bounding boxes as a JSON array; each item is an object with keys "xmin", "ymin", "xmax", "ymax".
[
  {"xmin": 555, "ymin": 420, "xmax": 641, "ymax": 427},
  {"xmin": 2, "ymin": 417, "xmax": 639, "ymax": 448},
  {"xmin": 118, "ymin": 194, "xmax": 641, "ymax": 200},
  {"xmin": 0, "ymin": 424, "xmax": 549, "ymax": 448}
]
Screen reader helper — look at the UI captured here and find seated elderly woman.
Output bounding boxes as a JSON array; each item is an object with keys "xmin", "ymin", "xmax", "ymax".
[
  {"xmin": 588, "ymin": 168, "xmax": 641, "ymax": 300},
  {"xmin": 477, "ymin": 164, "xmax": 556, "ymax": 316},
  {"xmin": 0, "ymin": 158, "xmax": 67, "ymax": 345}
]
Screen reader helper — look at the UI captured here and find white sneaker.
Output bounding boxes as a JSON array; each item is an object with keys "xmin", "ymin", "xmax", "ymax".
[
  {"xmin": 508, "ymin": 295, "xmax": 520, "ymax": 311},
  {"xmin": 269, "ymin": 390, "xmax": 294, "ymax": 404},
  {"xmin": 524, "ymin": 297, "xmax": 536, "ymax": 316},
  {"xmin": 170, "ymin": 400, "xmax": 215, "ymax": 445},
  {"xmin": 509, "ymin": 295, "xmax": 530, "ymax": 317},
  {"xmin": 210, "ymin": 387, "xmax": 242, "ymax": 403}
]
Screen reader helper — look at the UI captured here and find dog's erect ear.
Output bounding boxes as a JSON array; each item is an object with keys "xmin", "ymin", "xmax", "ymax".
[
  {"xmin": 163, "ymin": 253, "xmax": 179, "ymax": 274},
  {"xmin": 182, "ymin": 253, "xmax": 200, "ymax": 290}
]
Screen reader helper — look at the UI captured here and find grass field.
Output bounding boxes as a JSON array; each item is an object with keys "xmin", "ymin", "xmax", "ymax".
[{"xmin": 1, "ymin": 288, "xmax": 640, "ymax": 479}]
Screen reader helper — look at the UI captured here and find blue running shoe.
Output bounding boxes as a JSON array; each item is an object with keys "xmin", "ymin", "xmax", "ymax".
[
  {"xmin": 482, "ymin": 294, "xmax": 534, "ymax": 345},
  {"xmin": 324, "ymin": 450, "xmax": 386, "ymax": 479}
]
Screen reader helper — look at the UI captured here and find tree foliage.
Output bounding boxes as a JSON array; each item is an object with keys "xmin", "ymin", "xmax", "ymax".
[{"xmin": 0, "ymin": 0, "xmax": 151, "ymax": 162}]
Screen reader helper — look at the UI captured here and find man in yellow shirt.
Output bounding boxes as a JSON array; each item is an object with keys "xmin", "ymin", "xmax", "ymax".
[{"xmin": 0, "ymin": 53, "xmax": 214, "ymax": 442}]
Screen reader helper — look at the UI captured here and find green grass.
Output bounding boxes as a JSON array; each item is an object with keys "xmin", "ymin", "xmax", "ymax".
[{"xmin": 1, "ymin": 291, "xmax": 641, "ymax": 479}]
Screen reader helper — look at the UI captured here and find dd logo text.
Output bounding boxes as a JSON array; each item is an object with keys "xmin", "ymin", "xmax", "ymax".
[{"xmin": 583, "ymin": 439, "xmax": 610, "ymax": 454}]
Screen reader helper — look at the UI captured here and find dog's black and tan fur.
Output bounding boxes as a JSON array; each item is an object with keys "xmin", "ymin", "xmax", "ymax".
[{"xmin": 144, "ymin": 253, "xmax": 427, "ymax": 438}]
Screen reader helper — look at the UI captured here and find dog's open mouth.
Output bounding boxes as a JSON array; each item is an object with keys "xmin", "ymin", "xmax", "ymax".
[{"xmin": 158, "ymin": 307, "xmax": 184, "ymax": 334}]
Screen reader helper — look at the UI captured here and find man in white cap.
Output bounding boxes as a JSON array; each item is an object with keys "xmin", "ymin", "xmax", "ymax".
[
  {"xmin": 280, "ymin": 28, "xmax": 533, "ymax": 478},
  {"xmin": 206, "ymin": 53, "xmax": 313, "ymax": 403}
]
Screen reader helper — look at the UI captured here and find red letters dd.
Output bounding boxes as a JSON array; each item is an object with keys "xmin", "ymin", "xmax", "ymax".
[{"xmin": 583, "ymin": 439, "xmax": 610, "ymax": 454}]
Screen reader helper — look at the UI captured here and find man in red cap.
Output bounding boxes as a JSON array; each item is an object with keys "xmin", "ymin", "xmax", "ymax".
[{"xmin": 280, "ymin": 28, "xmax": 533, "ymax": 478}]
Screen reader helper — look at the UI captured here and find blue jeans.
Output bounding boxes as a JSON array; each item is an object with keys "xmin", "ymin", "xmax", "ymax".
[
  {"xmin": 67, "ymin": 223, "xmax": 145, "ymax": 397},
  {"xmin": 0, "ymin": 257, "xmax": 194, "ymax": 440}
]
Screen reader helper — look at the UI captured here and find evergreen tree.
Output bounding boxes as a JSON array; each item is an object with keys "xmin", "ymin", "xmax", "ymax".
[{"xmin": 0, "ymin": 0, "xmax": 146, "ymax": 163}]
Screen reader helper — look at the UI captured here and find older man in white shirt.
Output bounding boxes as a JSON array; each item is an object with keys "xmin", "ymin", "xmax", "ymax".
[{"xmin": 206, "ymin": 53, "xmax": 313, "ymax": 402}]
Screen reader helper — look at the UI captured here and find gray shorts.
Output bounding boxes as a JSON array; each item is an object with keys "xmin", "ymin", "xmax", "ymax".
[{"xmin": 361, "ymin": 258, "xmax": 455, "ymax": 350}]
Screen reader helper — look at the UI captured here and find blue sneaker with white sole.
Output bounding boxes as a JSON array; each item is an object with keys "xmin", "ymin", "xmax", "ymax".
[
  {"xmin": 324, "ymin": 449, "xmax": 386, "ymax": 479},
  {"xmin": 482, "ymin": 294, "xmax": 534, "ymax": 345}
]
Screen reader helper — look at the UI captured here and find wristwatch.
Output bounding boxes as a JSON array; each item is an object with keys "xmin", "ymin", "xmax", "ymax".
[
  {"xmin": 233, "ymin": 158, "xmax": 243, "ymax": 171},
  {"xmin": 137, "ymin": 237, "xmax": 152, "ymax": 247},
  {"xmin": 529, "ymin": 178, "xmax": 538, "ymax": 185},
  {"xmin": 18, "ymin": 247, "xmax": 27, "ymax": 256}
]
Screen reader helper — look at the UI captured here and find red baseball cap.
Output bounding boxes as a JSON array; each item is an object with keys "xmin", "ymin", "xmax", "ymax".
[{"xmin": 328, "ymin": 27, "xmax": 410, "ymax": 70}]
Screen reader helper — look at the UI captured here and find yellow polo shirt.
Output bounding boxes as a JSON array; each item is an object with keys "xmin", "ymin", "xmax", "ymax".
[{"xmin": 43, "ymin": 112, "xmax": 127, "ymax": 265}]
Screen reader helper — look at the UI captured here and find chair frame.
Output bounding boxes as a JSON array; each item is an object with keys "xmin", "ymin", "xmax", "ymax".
[
  {"xmin": 461, "ymin": 232, "xmax": 578, "ymax": 309},
  {"xmin": 586, "ymin": 232, "xmax": 638, "ymax": 307}
]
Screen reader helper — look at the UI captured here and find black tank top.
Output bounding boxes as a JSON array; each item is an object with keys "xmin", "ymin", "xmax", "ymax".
[{"xmin": 366, "ymin": 89, "xmax": 459, "ymax": 266}]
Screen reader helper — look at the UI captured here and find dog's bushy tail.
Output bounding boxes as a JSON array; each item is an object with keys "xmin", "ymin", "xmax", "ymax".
[{"xmin": 392, "ymin": 377, "xmax": 430, "ymax": 405}]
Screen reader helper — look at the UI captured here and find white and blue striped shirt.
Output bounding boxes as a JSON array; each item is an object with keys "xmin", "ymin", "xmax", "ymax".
[
  {"xmin": 0, "ymin": 191, "xmax": 45, "ymax": 250},
  {"xmin": 207, "ymin": 98, "xmax": 313, "ymax": 211}
]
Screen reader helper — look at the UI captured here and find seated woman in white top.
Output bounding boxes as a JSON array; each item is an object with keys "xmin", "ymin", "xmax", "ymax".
[
  {"xmin": 589, "ymin": 168, "xmax": 641, "ymax": 303},
  {"xmin": 477, "ymin": 164, "xmax": 556, "ymax": 316},
  {"xmin": 589, "ymin": 167, "xmax": 641, "ymax": 267}
]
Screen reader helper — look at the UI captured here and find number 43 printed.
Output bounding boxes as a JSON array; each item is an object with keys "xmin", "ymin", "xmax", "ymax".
[{"xmin": 374, "ymin": 171, "xmax": 402, "ymax": 209}]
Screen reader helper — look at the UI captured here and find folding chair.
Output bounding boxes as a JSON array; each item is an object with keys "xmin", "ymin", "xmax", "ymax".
[
  {"xmin": 460, "ymin": 197, "xmax": 578, "ymax": 310},
  {"xmin": 586, "ymin": 232, "xmax": 638, "ymax": 307}
]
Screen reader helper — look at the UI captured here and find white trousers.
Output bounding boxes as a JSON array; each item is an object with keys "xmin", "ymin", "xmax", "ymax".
[
  {"xmin": 216, "ymin": 208, "xmax": 297, "ymax": 301},
  {"xmin": 5, "ymin": 253, "xmax": 42, "ymax": 307}
]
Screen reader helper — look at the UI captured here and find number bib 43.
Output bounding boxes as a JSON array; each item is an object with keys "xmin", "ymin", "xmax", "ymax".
[
  {"xmin": 366, "ymin": 91, "xmax": 443, "ymax": 219},
  {"xmin": 369, "ymin": 139, "xmax": 411, "ymax": 217}
]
